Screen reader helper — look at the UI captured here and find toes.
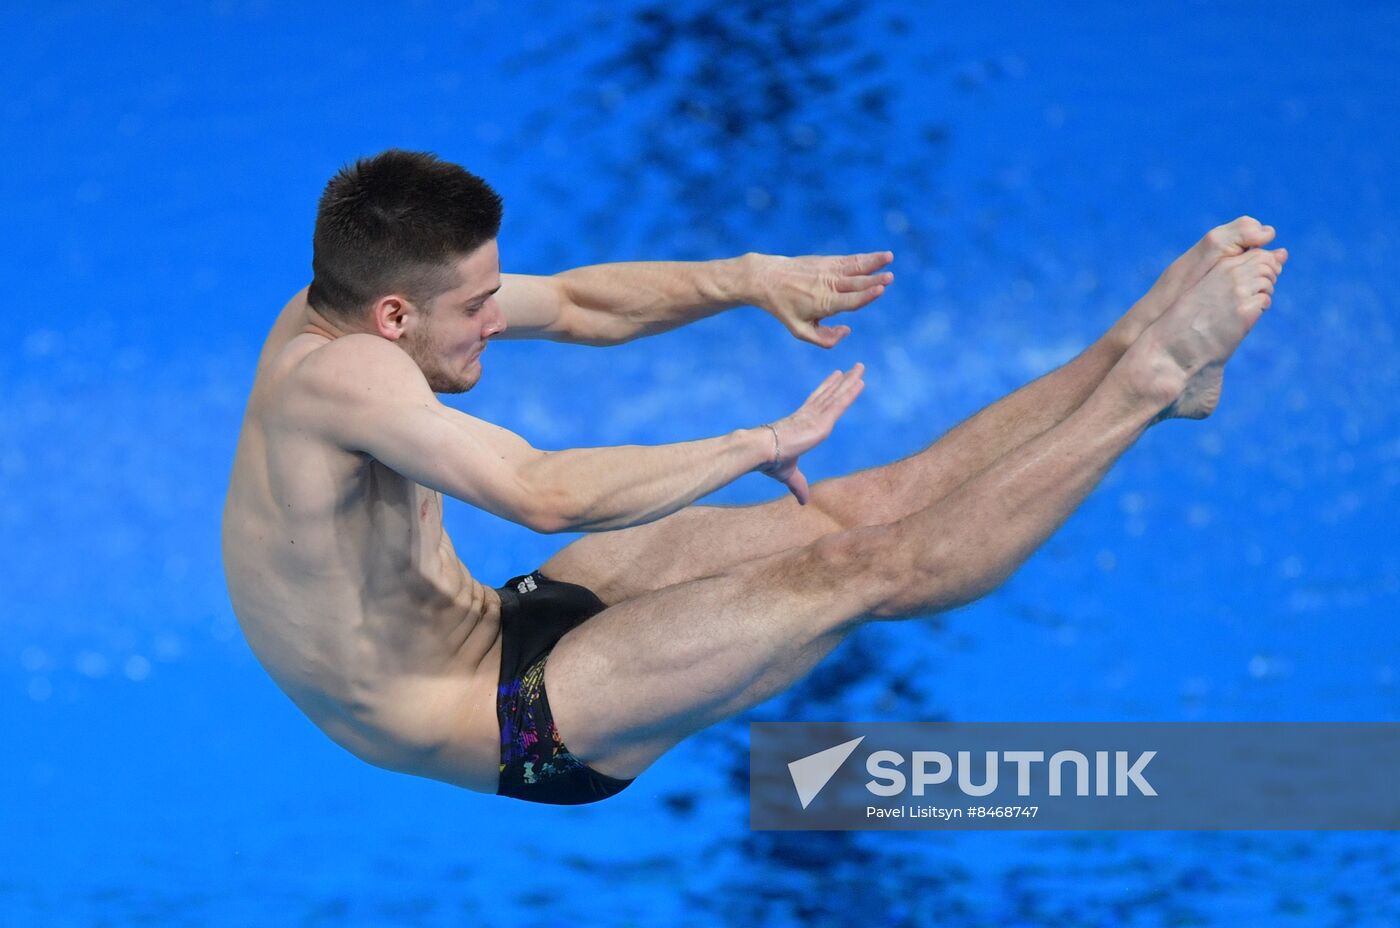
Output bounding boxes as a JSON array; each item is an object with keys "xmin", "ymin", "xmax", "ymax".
[
  {"xmin": 1238, "ymin": 219, "xmax": 1277, "ymax": 247},
  {"xmin": 1229, "ymin": 251, "xmax": 1281, "ymax": 291},
  {"xmin": 1236, "ymin": 294, "xmax": 1268, "ymax": 321},
  {"xmin": 1207, "ymin": 217, "xmax": 1277, "ymax": 256},
  {"xmin": 1241, "ymin": 247, "xmax": 1282, "ymax": 269},
  {"xmin": 1263, "ymin": 248, "xmax": 1288, "ymax": 278},
  {"xmin": 1220, "ymin": 249, "xmax": 1260, "ymax": 268},
  {"xmin": 1204, "ymin": 226, "xmax": 1238, "ymax": 255}
]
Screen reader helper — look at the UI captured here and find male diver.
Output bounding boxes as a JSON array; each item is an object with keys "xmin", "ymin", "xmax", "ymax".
[{"xmin": 222, "ymin": 149, "xmax": 1287, "ymax": 804}]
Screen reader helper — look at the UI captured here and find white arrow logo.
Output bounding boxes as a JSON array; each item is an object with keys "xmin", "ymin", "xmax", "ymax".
[{"xmin": 788, "ymin": 736, "xmax": 866, "ymax": 809}]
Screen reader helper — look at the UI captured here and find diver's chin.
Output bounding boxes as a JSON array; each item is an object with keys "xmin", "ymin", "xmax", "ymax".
[{"xmin": 428, "ymin": 370, "xmax": 481, "ymax": 395}]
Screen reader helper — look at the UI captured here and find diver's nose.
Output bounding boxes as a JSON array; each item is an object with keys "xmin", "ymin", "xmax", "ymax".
[
  {"xmin": 478, "ymin": 297, "xmax": 505, "ymax": 339},
  {"xmin": 486, "ymin": 297, "xmax": 506, "ymax": 338}
]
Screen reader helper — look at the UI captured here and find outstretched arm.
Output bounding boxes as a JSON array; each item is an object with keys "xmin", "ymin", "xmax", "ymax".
[
  {"xmin": 294, "ymin": 335, "xmax": 865, "ymax": 533},
  {"xmin": 496, "ymin": 251, "xmax": 894, "ymax": 349}
]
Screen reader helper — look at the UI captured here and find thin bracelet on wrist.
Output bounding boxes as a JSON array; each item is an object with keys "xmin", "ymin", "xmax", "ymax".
[{"xmin": 763, "ymin": 424, "xmax": 781, "ymax": 464}]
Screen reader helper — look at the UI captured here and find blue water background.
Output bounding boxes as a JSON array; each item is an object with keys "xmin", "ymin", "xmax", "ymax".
[{"xmin": 3, "ymin": 1, "xmax": 1398, "ymax": 924}]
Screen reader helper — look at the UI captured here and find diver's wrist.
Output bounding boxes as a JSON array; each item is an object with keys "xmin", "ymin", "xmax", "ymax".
[{"xmin": 734, "ymin": 426, "xmax": 778, "ymax": 472}]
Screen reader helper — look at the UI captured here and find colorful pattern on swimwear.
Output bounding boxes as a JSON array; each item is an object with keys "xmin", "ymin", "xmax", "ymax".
[
  {"xmin": 493, "ymin": 570, "xmax": 635, "ymax": 804},
  {"xmin": 497, "ymin": 654, "xmax": 588, "ymax": 785}
]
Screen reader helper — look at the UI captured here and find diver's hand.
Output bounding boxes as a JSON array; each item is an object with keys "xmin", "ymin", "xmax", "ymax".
[
  {"xmin": 745, "ymin": 251, "xmax": 894, "ymax": 348},
  {"xmin": 756, "ymin": 364, "xmax": 866, "ymax": 504}
]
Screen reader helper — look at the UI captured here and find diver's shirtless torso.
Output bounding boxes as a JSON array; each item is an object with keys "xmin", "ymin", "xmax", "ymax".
[{"xmin": 221, "ymin": 289, "xmax": 504, "ymax": 793}]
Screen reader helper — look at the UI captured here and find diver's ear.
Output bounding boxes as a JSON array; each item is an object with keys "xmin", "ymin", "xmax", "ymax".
[{"xmin": 369, "ymin": 295, "xmax": 413, "ymax": 341}]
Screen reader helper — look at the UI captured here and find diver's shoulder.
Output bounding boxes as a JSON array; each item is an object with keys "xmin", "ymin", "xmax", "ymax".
[
  {"xmin": 300, "ymin": 332, "xmax": 418, "ymax": 375},
  {"xmin": 290, "ymin": 333, "xmax": 429, "ymax": 403}
]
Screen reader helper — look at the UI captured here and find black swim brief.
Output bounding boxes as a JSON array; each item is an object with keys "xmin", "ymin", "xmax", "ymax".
[{"xmin": 495, "ymin": 570, "xmax": 635, "ymax": 805}]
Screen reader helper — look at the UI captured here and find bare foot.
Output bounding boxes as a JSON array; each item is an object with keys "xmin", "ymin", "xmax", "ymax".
[
  {"xmin": 1111, "ymin": 216, "xmax": 1277, "ymax": 346},
  {"xmin": 1120, "ymin": 245, "xmax": 1289, "ymax": 420}
]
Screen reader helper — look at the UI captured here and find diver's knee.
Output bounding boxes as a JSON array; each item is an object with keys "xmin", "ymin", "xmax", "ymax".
[{"xmin": 794, "ymin": 525, "xmax": 912, "ymax": 616}]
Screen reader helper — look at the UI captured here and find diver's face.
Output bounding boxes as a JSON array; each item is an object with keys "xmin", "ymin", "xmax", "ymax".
[{"xmin": 403, "ymin": 240, "xmax": 505, "ymax": 394}]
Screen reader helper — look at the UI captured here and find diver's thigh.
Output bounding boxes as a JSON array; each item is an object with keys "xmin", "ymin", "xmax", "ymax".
[{"xmin": 543, "ymin": 534, "xmax": 872, "ymax": 780}]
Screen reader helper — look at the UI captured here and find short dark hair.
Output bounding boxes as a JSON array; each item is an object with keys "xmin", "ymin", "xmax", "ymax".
[{"xmin": 307, "ymin": 149, "xmax": 504, "ymax": 318}]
